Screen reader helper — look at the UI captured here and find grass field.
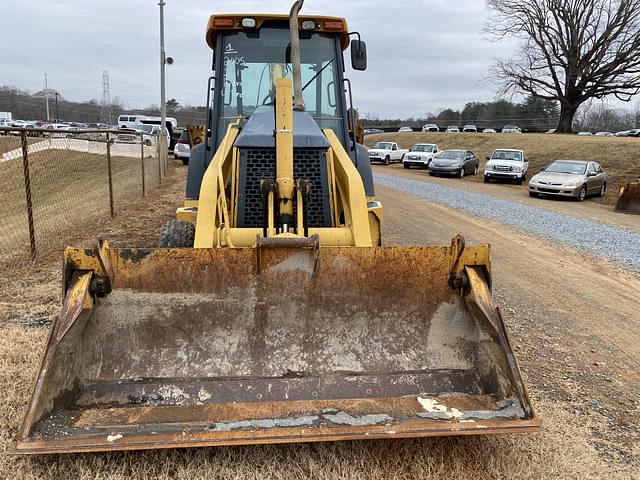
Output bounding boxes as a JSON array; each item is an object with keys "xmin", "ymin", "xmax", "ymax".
[{"xmin": 366, "ymin": 132, "xmax": 640, "ymax": 205}]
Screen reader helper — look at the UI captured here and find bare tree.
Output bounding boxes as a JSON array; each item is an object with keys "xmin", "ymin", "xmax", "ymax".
[{"xmin": 486, "ymin": 0, "xmax": 640, "ymax": 132}]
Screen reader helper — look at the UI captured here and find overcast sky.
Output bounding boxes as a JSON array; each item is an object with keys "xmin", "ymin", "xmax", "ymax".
[{"xmin": 0, "ymin": 0, "xmax": 521, "ymax": 118}]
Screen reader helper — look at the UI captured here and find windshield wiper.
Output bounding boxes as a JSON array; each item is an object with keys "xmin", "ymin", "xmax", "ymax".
[{"xmin": 302, "ymin": 60, "xmax": 334, "ymax": 92}]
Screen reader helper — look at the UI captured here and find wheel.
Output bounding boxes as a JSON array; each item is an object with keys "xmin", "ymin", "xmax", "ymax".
[
  {"xmin": 403, "ymin": 163, "xmax": 409, "ymax": 169},
  {"xmin": 384, "ymin": 155, "xmax": 390, "ymax": 165},
  {"xmin": 143, "ymin": 139, "xmax": 152, "ymax": 146},
  {"xmin": 159, "ymin": 220, "xmax": 195, "ymax": 248},
  {"xmin": 181, "ymin": 157, "xmax": 189, "ymax": 166},
  {"xmin": 428, "ymin": 171, "xmax": 435, "ymax": 176},
  {"xmin": 599, "ymin": 183, "xmax": 606, "ymax": 197},
  {"xmin": 529, "ymin": 191, "xmax": 538, "ymax": 197},
  {"xmin": 577, "ymin": 185, "xmax": 587, "ymax": 201},
  {"xmin": 459, "ymin": 168, "xmax": 465, "ymax": 179},
  {"xmin": 484, "ymin": 175, "xmax": 490, "ymax": 183},
  {"xmin": 515, "ymin": 178, "xmax": 523, "ymax": 186},
  {"xmin": 473, "ymin": 165, "xmax": 478, "ymax": 175}
]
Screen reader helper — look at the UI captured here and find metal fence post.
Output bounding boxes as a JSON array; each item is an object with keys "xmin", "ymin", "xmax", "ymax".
[
  {"xmin": 20, "ymin": 130, "xmax": 37, "ymax": 261},
  {"xmin": 157, "ymin": 135, "xmax": 162, "ymax": 184},
  {"xmin": 106, "ymin": 132, "xmax": 115, "ymax": 217},
  {"xmin": 140, "ymin": 135, "xmax": 146, "ymax": 196}
]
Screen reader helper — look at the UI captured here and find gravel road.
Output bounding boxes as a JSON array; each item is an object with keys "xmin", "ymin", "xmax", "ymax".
[{"xmin": 375, "ymin": 172, "xmax": 640, "ymax": 275}]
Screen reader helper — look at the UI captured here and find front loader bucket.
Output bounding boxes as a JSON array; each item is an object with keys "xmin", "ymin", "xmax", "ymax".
[
  {"xmin": 615, "ymin": 182, "xmax": 640, "ymax": 214},
  {"xmin": 15, "ymin": 242, "xmax": 539, "ymax": 454}
]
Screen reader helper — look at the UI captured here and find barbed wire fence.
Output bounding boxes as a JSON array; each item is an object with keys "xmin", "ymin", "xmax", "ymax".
[{"xmin": 0, "ymin": 127, "xmax": 171, "ymax": 270}]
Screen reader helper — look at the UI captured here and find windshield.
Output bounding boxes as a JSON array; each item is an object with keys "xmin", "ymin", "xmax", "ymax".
[
  {"xmin": 412, "ymin": 144, "xmax": 433, "ymax": 152},
  {"xmin": 546, "ymin": 161, "xmax": 587, "ymax": 174},
  {"xmin": 373, "ymin": 142, "xmax": 392, "ymax": 149},
  {"xmin": 133, "ymin": 125, "xmax": 154, "ymax": 134},
  {"xmin": 218, "ymin": 28, "xmax": 342, "ymax": 136},
  {"xmin": 439, "ymin": 150, "xmax": 465, "ymax": 160},
  {"xmin": 491, "ymin": 150, "xmax": 522, "ymax": 161}
]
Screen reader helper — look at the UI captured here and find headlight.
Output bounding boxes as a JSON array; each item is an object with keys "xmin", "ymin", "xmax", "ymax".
[
  {"xmin": 512, "ymin": 166, "xmax": 522, "ymax": 173},
  {"xmin": 564, "ymin": 180, "xmax": 580, "ymax": 187},
  {"xmin": 452, "ymin": 162, "xmax": 462, "ymax": 167}
]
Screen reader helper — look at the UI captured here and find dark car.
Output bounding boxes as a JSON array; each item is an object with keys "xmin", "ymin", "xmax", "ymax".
[{"xmin": 428, "ymin": 149, "xmax": 479, "ymax": 178}]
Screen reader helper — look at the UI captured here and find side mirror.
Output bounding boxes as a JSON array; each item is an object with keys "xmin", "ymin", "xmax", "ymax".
[
  {"xmin": 587, "ymin": 171, "xmax": 597, "ymax": 177},
  {"xmin": 350, "ymin": 39, "xmax": 367, "ymax": 71},
  {"xmin": 540, "ymin": 168, "xmax": 545, "ymax": 172},
  {"xmin": 485, "ymin": 156, "xmax": 490, "ymax": 160},
  {"xmin": 524, "ymin": 157, "xmax": 528, "ymax": 162}
]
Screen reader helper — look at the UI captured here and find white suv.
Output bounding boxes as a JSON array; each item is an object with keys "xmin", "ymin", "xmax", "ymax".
[{"xmin": 484, "ymin": 149, "xmax": 529, "ymax": 185}]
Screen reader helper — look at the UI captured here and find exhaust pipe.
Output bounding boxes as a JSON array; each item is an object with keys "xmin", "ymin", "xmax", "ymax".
[{"xmin": 289, "ymin": 0, "xmax": 305, "ymax": 111}]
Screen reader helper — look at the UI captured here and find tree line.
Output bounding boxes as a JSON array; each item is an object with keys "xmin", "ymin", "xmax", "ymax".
[{"xmin": 0, "ymin": 86, "xmax": 206, "ymax": 127}]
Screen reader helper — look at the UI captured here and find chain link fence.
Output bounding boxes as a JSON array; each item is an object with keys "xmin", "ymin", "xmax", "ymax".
[{"xmin": 0, "ymin": 127, "xmax": 171, "ymax": 270}]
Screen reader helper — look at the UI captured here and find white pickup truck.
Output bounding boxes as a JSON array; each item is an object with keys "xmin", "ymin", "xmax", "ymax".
[
  {"xmin": 402, "ymin": 143, "xmax": 439, "ymax": 169},
  {"xmin": 368, "ymin": 142, "xmax": 409, "ymax": 165}
]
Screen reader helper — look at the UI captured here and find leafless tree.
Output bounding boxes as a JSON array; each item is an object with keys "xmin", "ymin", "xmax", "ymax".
[{"xmin": 485, "ymin": 0, "xmax": 640, "ymax": 132}]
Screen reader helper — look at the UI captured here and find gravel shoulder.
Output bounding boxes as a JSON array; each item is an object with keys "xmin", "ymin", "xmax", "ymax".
[
  {"xmin": 374, "ymin": 169, "xmax": 640, "ymax": 275},
  {"xmin": 375, "ymin": 164, "xmax": 640, "ymax": 234}
]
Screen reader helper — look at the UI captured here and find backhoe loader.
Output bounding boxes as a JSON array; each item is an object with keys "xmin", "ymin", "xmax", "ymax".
[{"xmin": 15, "ymin": 1, "xmax": 539, "ymax": 454}]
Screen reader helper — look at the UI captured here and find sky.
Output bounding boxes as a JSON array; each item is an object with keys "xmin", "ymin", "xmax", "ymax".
[{"xmin": 0, "ymin": 0, "xmax": 521, "ymax": 118}]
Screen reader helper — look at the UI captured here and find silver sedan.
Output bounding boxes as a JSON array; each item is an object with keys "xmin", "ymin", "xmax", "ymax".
[{"xmin": 528, "ymin": 160, "xmax": 608, "ymax": 201}]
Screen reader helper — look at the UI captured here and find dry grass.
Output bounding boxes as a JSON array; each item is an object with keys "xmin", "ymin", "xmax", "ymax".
[
  {"xmin": 367, "ymin": 132, "xmax": 640, "ymax": 205},
  {"xmin": 0, "ymin": 168, "xmax": 637, "ymax": 479},
  {"xmin": 0, "ymin": 148, "xmax": 161, "ymax": 269}
]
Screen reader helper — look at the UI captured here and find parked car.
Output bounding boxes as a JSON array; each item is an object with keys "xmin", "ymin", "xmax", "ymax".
[
  {"xmin": 484, "ymin": 149, "xmax": 528, "ymax": 185},
  {"xmin": 577, "ymin": 131, "xmax": 592, "ymax": 136},
  {"xmin": 528, "ymin": 160, "xmax": 608, "ymax": 201},
  {"xmin": 594, "ymin": 131, "xmax": 613, "ymax": 137},
  {"xmin": 398, "ymin": 126, "xmax": 413, "ymax": 133},
  {"xmin": 363, "ymin": 128, "xmax": 384, "ymax": 135},
  {"xmin": 174, "ymin": 130, "xmax": 191, "ymax": 165},
  {"xmin": 462, "ymin": 124, "xmax": 477, "ymax": 133},
  {"xmin": 428, "ymin": 149, "xmax": 479, "ymax": 178},
  {"xmin": 368, "ymin": 141, "xmax": 409, "ymax": 165},
  {"xmin": 482, "ymin": 128, "xmax": 497, "ymax": 133},
  {"xmin": 446, "ymin": 125, "xmax": 459, "ymax": 133},
  {"xmin": 402, "ymin": 143, "xmax": 439, "ymax": 169},
  {"xmin": 421, "ymin": 123, "xmax": 440, "ymax": 132},
  {"xmin": 615, "ymin": 130, "xmax": 631, "ymax": 137},
  {"xmin": 501, "ymin": 125, "xmax": 522, "ymax": 134}
]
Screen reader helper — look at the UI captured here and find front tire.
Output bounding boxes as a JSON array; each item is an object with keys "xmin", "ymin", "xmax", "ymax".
[
  {"xmin": 159, "ymin": 220, "xmax": 195, "ymax": 248},
  {"xmin": 529, "ymin": 191, "xmax": 538, "ymax": 198},
  {"xmin": 459, "ymin": 168, "xmax": 465, "ymax": 179},
  {"xmin": 484, "ymin": 175, "xmax": 490, "ymax": 183},
  {"xmin": 403, "ymin": 163, "xmax": 410, "ymax": 169},
  {"xmin": 577, "ymin": 185, "xmax": 587, "ymax": 202},
  {"xmin": 473, "ymin": 165, "xmax": 478, "ymax": 176},
  {"xmin": 182, "ymin": 157, "xmax": 189, "ymax": 166},
  {"xmin": 384, "ymin": 155, "xmax": 390, "ymax": 166}
]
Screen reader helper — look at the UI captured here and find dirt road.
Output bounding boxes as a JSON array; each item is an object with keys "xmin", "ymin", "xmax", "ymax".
[
  {"xmin": 379, "ymin": 183, "xmax": 640, "ymax": 468},
  {"xmin": 1, "ymin": 166, "xmax": 638, "ymax": 479},
  {"xmin": 376, "ymin": 164, "xmax": 640, "ymax": 234}
]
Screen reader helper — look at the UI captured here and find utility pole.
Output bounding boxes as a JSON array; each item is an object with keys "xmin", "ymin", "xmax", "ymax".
[
  {"xmin": 159, "ymin": 0, "xmax": 167, "ymax": 171},
  {"xmin": 44, "ymin": 73, "xmax": 50, "ymax": 121},
  {"xmin": 54, "ymin": 93, "xmax": 59, "ymax": 122}
]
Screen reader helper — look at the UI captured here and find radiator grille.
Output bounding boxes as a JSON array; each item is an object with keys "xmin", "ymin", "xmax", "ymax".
[{"xmin": 237, "ymin": 148, "xmax": 332, "ymax": 228}]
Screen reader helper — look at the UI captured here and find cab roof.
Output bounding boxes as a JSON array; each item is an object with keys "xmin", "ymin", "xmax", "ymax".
[{"xmin": 206, "ymin": 14, "xmax": 350, "ymax": 50}]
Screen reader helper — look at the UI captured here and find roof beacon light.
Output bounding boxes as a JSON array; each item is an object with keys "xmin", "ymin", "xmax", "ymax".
[
  {"xmin": 241, "ymin": 17, "xmax": 256, "ymax": 28},
  {"xmin": 301, "ymin": 20, "xmax": 316, "ymax": 30}
]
